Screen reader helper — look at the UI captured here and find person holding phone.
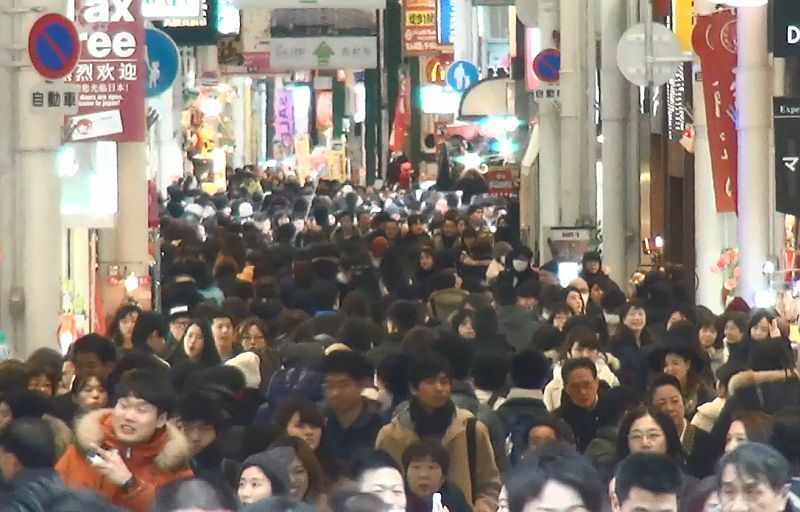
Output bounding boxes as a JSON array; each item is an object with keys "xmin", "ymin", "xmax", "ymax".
[{"xmin": 403, "ymin": 439, "xmax": 471, "ymax": 512}]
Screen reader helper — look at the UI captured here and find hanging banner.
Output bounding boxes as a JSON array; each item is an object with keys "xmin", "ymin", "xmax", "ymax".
[
  {"xmin": 274, "ymin": 88, "xmax": 295, "ymax": 147},
  {"xmin": 404, "ymin": 0, "xmax": 439, "ymax": 55},
  {"xmin": 692, "ymin": 10, "xmax": 738, "ymax": 214},
  {"xmin": 389, "ymin": 75, "xmax": 410, "ymax": 152},
  {"xmin": 65, "ymin": 0, "xmax": 146, "ymax": 142},
  {"xmin": 774, "ymin": 98, "xmax": 800, "ymax": 216}
]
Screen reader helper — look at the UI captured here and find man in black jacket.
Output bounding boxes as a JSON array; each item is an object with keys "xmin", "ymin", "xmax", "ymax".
[{"xmin": 554, "ymin": 358, "xmax": 617, "ymax": 453}]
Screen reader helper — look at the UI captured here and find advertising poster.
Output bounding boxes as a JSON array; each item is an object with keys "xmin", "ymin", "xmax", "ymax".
[
  {"xmin": 403, "ymin": 0, "xmax": 439, "ymax": 55},
  {"xmin": 66, "ymin": 0, "xmax": 146, "ymax": 142}
]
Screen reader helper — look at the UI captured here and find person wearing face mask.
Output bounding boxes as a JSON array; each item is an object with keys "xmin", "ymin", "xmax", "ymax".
[{"xmin": 505, "ymin": 247, "xmax": 538, "ymax": 288}]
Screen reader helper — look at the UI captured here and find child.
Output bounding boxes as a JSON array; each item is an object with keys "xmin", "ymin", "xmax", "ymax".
[{"xmin": 402, "ymin": 439, "xmax": 471, "ymax": 512}]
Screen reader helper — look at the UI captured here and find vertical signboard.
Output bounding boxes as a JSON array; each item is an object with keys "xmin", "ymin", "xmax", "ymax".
[
  {"xmin": 692, "ymin": 10, "xmax": 738, "ymax": 213},
  {"xmin": 673, "ymin": 0, "xmax": 694, "ymax": 51},
  {"xmin": 774, "ymin": 98, "xmax": 800, "ymax": 216},
  {"xmin": 403, "ymin": 0, "xmax": 439, "ymax": 55},
  {"xmin": 437, "ymin": 0, "xmax": 455, "ymax": 48},
  {"xmin": 274, "ymin": 88, "xmax": 295, "ymax": 147},
  {"xmin": 66, "ymin": 0, "xmax": 146, "ymax": 142},
  {"xmin": 774, "ymin": 0, "xmax": 800, "ymax": 58}
]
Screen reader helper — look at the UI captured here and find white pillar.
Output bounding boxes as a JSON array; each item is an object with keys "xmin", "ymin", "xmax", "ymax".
[
  {"xmin": 149, "ymin": 88, "xmax": 184, "ymax": 194},
  {"xmin": 454, "ymin": 0, "xmax": 474, "ymax": 62},
  {"xmin": 538, "ymin": 0, "xmax": 561, "ymax": 263},
  {"xmin": 581, "ymin": 0, "xmax": 598, "ymax": 223},
  {"xmin": 623, "ymin": 0, "xmax": 641, "ymax": 280},
  {"xmin": 736, "ymin": 5, "xmax": 771, "ymax": 305},
  {"xmin": 232, "ymin": 78, "xmax": 246, "ymax": 169},
  {"xmin": 694, "ymin": 64, "xmax": 724, "ymax": 312},
  {"xmin": 257, "ymin": 81, "xmax": 268, "ymax": 163},
  {"xmin": 600, "ymin": 0, "xmax": 628, "ymax": 285},
  {"xmin": 115, "ymin": 142, "xmax": 150, "ymax": 274},
  {"xmin": 0, "ymin": 0, "xmax": 66, "ymax": 357},
  {"xmin": 559, "ymin": 0, "xmax": 584, "ymax": 225}
]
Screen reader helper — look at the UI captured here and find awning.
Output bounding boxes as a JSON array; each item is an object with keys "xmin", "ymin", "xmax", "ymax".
[{"xmin": 458, "ymin": 78, "xmax": 516, "ymax": 120}]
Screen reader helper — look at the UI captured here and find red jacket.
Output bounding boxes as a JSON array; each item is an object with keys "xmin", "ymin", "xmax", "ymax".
[{"xmin": 56, "ymin": 409, "xmax": 193, "ymax": 512}]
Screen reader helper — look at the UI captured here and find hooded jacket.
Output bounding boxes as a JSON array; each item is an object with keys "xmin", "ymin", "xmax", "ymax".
[
  {"xmin": 495, "ymin": 304, "xmax": 539, "ymax": 353},
  {"xmin": 0, "ymin": 468, "xmax": 125, "ymax": 511},
  {"xmin": 56, "ymin": 409, "xmax": 194, "ymax": 512},
  {"xmin": 375, "ymin": 407, "xmax": 501, "ymax": 512}
]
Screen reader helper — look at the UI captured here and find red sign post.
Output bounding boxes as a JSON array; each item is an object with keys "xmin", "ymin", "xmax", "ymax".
[{"xmin": 65, "ymin": 0, "xmax": 146, "ymax": 142}]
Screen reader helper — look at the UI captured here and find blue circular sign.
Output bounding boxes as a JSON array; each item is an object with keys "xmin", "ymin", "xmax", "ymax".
[
  {"xmin": 145, "ymin": 28, "xmax": 180, "ymax": 98},
  {"xmin": 533, "ymin": 49, "xmax": 561, "ymax": 83},
  {"xmin": 446, "ymin": 60, "xmax": 480, "ymax": 93}
]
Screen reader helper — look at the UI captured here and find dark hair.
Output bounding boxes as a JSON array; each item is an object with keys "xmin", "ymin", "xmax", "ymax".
[
  {"xmin": 240, "ymin": 497, "xmax": 316, "ymax": 512},
  {"xmin": 402, "ymin": 438, "xmax": 450, "ymax": 474},
  {"xmin": 331, "ymin": 492, "xmax": 390, "ymax": 512},
  {"xmin": 114, "ymin": 368, "xmax": 175, "ymax": 414},
  {"xmin": 336, "ymin": 317, "xmax": 382, "ymax": 353},
  {"xmin": 106, "ymin": 304, "xmax": 142, "ymax": 346},
  {"xmin": 269, "ymin": 436, "xmax": 326, "ymax": 503},
  {"xmin": 273, "ymin": 399, "xmax": 325, "ymax": 431},
  {"xmin": 647, "ymin": 374, "xmax": 683, "ymax": 405},
  {"xmin": 131, "ymin": 311, "xmax": 168, "ymax": 352},
  {"xmin": 346, "ymin": 448, "xmax": 402, "ymax": 482},
  {"xmin": 561, "ymin": 357, "xmax": 597, "ymax": 382},
  {"xmin": 24, "ymin": 361, "xmax": 58, "ymax": 395},
  {"xmin": 507, "ymin": 441, "xmax": 605, "ymax": 512},
  {"xmin": 731, "ymin": 410, "xmax": 775, "ymax": 446},
  {"xmin": 516, "ymin": 279, "xmax": 542, "ymax": 300},
  {"xmin": 174, "ymin": 390, "xmax": 230, "ymax": 432},
  {"xmin": 548, "ymin": 303, "xmax": 573, "ymax": 325},
  {"xmin": 723, "ymin": 312, "xmax": 749, "ymax": 334},
  {"xmin": 531, "ymin": 324, "xmax": 565, "ymax": 353},
  {"xmin": 769, "ymin": 406, "xmax": 800, "ymax": 467},
  {"xmin": 311, "ymin": 280, "xmax": 340, "ymax": 312},
  {"xmin": 432, "ymin": 332, "xmax": 474, "ymax": 381},
  {"xmin": 563, "ymin": 326, "xmax": 601, "ymax": 359},
  {"xmin": 616, "ymin": 407, "xmax": 684, "ymax": 462},
  {"xmin": 407, "ymin": 352, "xmax": 453, "ymax": 389},
  {"xmin": 237, "ymin": 317, "xmax": 270, "ymax": 343},
  {"xmin": 178, "ymin": 319, "xmax": 222, "ymax": 367},
  {"xmin": 401, "ymin": 327, "xmax": 438, "ymax": 354},
  {"xmin": 387, "ymin": 300, "xmax": 419, "ymax": 332},
  {"xmin": 152, "ymin": 478, "xmax": 236, "ymax": 512},
  {"xmin": 716, "ymin": 443, "xmax": 791, "ymax": 492},
  {"xmin": 450, "ymin": 308, "xmax": 475, "ymax": 334},
  {"xmin": 71, "ymin": 373, "xmax": 108, "ymax": 397},
  {"xmin": 26, "ymin": 349, "xmax": 63, "ymax": 381},
  {"xmin": 1, "ymin": 390, "xmax": 50, "ymax": 421},
  {"xmin": 614, "ymin": 453, "xmax": 682, "ymax": 503},
  {"xmin": 72, "ymin": 333, "xmax": 117, "ymax": 364},
  {"xmin": 473, "ymin": 352, "xmax": 509, "ymax": 392},
  {"xmin": 0, "ymin": 417, "xmax": 56, "ymax": 469},
  {"xmin": 749, "ymin": 339, "xmax": 794, "ymax": 372},
  {"xmin": 323, "ymin": 350, "xmax": 374, "ymax": 382},
  {"xmin": 511, "ymin": 350, "xmax": 550, "ymax": 390}
]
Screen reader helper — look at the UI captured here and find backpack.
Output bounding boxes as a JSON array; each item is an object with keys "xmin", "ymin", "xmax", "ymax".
[{"xmin": 252, "ymin": 365, "xmax": 324, "ymax": 424}]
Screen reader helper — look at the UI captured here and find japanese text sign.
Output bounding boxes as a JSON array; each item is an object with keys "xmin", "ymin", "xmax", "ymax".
[
  {"xmin": 66, "ymin": 0, "xmax": 146, "ymax": 142},
  {"xmin": 404, "ymin": 0, "xmax": 439, "ymax": 55}
]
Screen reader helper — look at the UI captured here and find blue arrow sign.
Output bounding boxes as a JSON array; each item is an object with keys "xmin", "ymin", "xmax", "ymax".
[{"xmin": 145, "ymin": 28, "xmax": 181, "ymax": 98}]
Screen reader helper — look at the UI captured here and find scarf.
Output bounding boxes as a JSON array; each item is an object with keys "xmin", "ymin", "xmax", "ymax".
[{"xmin": 409, "ymin": 398, "xmax": 456, "ymax": 439}]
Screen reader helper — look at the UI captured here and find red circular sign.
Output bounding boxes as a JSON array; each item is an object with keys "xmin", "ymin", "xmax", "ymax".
[{"xmin": 28, "ymin": 13, "xmax": 81, "ymax": 80}]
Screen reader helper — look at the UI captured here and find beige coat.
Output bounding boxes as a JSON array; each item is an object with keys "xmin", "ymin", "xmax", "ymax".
[{"xmin": 375, "ymin": 408, "xmax": 501, "ymax": 512}]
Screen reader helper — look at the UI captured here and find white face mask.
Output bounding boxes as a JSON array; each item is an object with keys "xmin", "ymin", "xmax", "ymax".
[
  {"xmin": 604, "ymin": 312, "xmax": 621, "ymax": 325},
  {"xmin": 513, "ymin": 260, "xmax": 528, "ymax": 272}
]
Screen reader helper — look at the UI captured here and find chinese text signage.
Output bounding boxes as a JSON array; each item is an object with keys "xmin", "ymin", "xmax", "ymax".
[
  {"xmin": 774, "ymin": 98, "xmax": 800, "ymax": 216},
  {"xmin": 270, "ymin": 37, "xmax": 377, "ymax": 70},
  {"xmin": 404, "ymin": 0, "xmax": 438, "ymax": 55},
  {"xmin": 692, "ymin": 10, "xmax": 737, "ymax": 214},
  {"xmin": 774, "ymin": 0, "xmax": 800, "ymax": 57},
  {"xmin": 66, "ymin": 0, "xmax": 146, "ymax": 142}
]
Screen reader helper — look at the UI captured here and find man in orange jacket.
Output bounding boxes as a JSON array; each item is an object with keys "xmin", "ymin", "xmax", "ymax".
[{"xmin": 57, "ymin": 369, "xmax": 193, "ymax": 512}]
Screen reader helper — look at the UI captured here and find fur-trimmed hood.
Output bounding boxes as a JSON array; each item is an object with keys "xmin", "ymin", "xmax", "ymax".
[
  {"xmin": 42, "ymin": 413, "xmax": 73, "ymax": 460},
  {"xmin": 73, "ymin": 409, "xmax": 192, "ymax": 472},
  {"xmin": 728, "ymin": 369, "xmax": 799, "ymax": 396}
]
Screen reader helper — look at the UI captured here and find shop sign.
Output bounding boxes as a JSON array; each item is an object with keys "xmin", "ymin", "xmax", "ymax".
[
  {"xmin": 65, "ymin": 0, "xmax": 146, "ymax": 142},
  {"xmin": 437, "ymin": 0, "xmax": 455, "ymax": 47},
  {"xmin": 218, "ymin": 34, "xmax": 272, "ymax": 75},
  {"xmin": 673, "ymin": 0, "xmax": 693, "ymax": 51},
  {"xmin": 774, "ymin": 98, "xmax": 800, "ymax": 216},
  {"xmin": 270, "ymin": 37, "xmax": 378, "ymax": 70},
  {"xmin": 141, "ymin": 0, "xmax": 202, "ymax": 19},
  {"xmin": 666, "ymin": 63, "xmax": 687, "ymax": 140},
  {"xmin": 424, "ymin": 55, "xmax": 452, "ymax": 85},
  {"xmin": 693, "ymin": 10, "xmax": 737, "ymax": 213},
  {"xmin": 404, "ymin": 0, "xmax": 439, "ymax": 55},
  {"xmin": 241, "ymin": 7, "xmax": 270, "ymax": 53},
  {"xmin": 774, "ymin": 0, "xmax": 800, "ymax": 57},
  {"xmin": 235, "ymin": 0, "xmax": 385, "ymax": 8},
  {"xmin": 274, "ymin": 88, "xmax": 295, "ymax": 147},
  {"xmin": 157, "ymin": 0, "xmax": 220, "ymax": 45},
  {"xmin": 484, "ymin": 167, "xmax": 518, "ymax": 196}
]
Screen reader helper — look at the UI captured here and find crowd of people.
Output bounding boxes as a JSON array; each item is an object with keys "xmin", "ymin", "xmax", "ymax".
[{"xmin": 1, "ymin": 171, "xmax": 799, "ymax": 512}]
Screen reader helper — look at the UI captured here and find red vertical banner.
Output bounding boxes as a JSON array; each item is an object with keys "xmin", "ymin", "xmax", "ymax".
[
  {"xmin": 66, "ymin": 0, "xmax": 146, "ymax": 142},
  {"xmin": 692, "ymin": 9, "xmax": 738, "ymax": 214},
  {"xmin": 389, "ymin": 75, "xmax": 410, "ymax": 152}
]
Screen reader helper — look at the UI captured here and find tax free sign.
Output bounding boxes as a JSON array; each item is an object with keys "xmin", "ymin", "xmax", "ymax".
[{"xmin": 66, "ymin": 0, "xmax": 146, "ymax": 142}]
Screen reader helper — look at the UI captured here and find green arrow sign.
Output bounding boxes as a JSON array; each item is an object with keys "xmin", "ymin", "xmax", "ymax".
[{"xmin": 314, "ymin": 42, "xmax": 335, "ymax": 67}]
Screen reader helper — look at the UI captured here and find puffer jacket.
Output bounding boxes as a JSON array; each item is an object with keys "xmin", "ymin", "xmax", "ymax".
[
  {"xmin": 376, "ymin": 408, "xmax": 501, "ymax": 512},
  {"xmin": 0, "ymin": 468, "xmax": 125, "ymax": 511},
  {"xmin": 56, "ymin": 409, "xmax": 194, "ymax": 512}
]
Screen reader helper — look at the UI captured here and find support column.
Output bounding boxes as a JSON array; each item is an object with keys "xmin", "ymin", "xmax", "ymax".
[
  {"xmin": 454, "ymin": 0, "xmax": 474, "ymax": 62},
  {"xmin": 559, "ymin": 0, "xmax": 586, "ymax": 225},
  {"xmin": 538, "ymin": 1, "xmax": 561, "ymax": 263},
  {"xmin": 0, "ymin": 0, "xmax": 66, "ymax": 357},
  {"xmin": 694, "ymin": 65, "xmax": 724, "ymax": 312},
  {"xmin": 736, "ymin": 5, "xmax": 771, "ymax": 305},
  {"xmin": 600, "ymin": 0, "xmax": 629, "ymax": 285},
  {"xmin": 624, "ymin": 0, "xmax": 642, "ymax": 281},
  {"xmin": 581, "ymin": 0, "xmax": 598, "ymax": 223},
  {"xmin": 232, "ymin": 78, "xmax": 246, "ymax": 169},
  {"xmin": 150, "ymin": 88, "xmax": 183, "ymax": 194}
]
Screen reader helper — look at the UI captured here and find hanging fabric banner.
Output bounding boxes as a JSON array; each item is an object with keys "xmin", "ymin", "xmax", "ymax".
[
  {"xmin": 693, "ymin": 9, "xmax": 738, "ymax": 214},
  {"xmin": 389, "ymin": 75, "xmax": 410, "ymax": 152}
]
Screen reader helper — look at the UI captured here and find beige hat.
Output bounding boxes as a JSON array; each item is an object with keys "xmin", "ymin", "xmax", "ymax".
[{"xmin": 225, "ymin": 352, "xmax": 261, "ymax": 389}]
